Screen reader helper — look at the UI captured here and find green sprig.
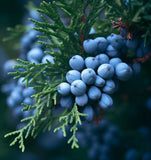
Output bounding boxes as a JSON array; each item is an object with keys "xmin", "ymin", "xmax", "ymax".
[{"xmin": 54, "ymin": 103, "xmax": 87, "ymax": 149}]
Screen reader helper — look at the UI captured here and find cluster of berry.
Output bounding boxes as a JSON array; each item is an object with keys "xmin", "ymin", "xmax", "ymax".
[
  {"xmin": 58, "ymin": 51, "xmax": 133, "ymax": 120},
  {"xmin": 77, "ymin": 119, "xmax": 121, "ymax": 160},
  {"xmin": 124, "ymin": 126, "xmax": 151, "ymax": 160},
  {"xmin": 2, "ymin": 14, "xmax": 54, "ymax": 127}
]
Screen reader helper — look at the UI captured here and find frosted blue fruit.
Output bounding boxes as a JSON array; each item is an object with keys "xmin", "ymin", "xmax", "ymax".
[
  {"xmin": 71, "ymin": 80, "xmax": 87, "ymax": 96},
  {"xmin": 107, "ymin": 33, "xmax": 117, "ymax": 43},
  {"xmin": 94, "ymin": 37, "xmax": 108, "ymax": 52},
  {"xmin": 27, "ymin": 47, "xmax": 44, "ymax": 62},
  {"xmin": 110, "ymin": 34, "xmax": 124, "ymax": 50},
  {"xmin": 66, "ymin": 70, "xmax": 81, "ymax": 84},
  {"xmin": 102, "ymin": 131, "xmax": 120, "ymax": 146},
  {"xmin": 97, "ymin": 64, "xmax": 114, "ymax": 79},
  {"xmin": 99, "ymin": 93, "xmax": 113, "ymax": 109},
  {"xmin": 142, "ymin": 152, "xmax": 151, "ymax": 160},
  {"xmin": 7, "ymin": 96, "xmax": 16, "ymax": 108},
  {"xmin": 83, "ymin": 105, "xmax": 94, "ymax": 121},
  {"xmin": 29, "ymin": 8, "xmax": 40, "ymax": 21},
  {"xmin": 89, "ymin": 27, "xmax": 95, "ymax": 34},
  {"xmin": 140, "ymin": 40, "xmax": 151, "ymax": 55},
  {"xmin": 23, "ymin": 97, "xmax": 34, "ymax": 105},
  {"xmin": 121, "ymin": 28, "xmax": 127, "ymax": 37},
  {"xmin": 3, "ymin": 59, "xmax": 18, "ymax": 74},
  {"xmin": 126, "ymin": 39, "xmax": 139, "ymax": 51},
  {"xmin": 12, "ymin": 106, "xmax": 22, "ymax": 117},
  {"xmin": 85, "ymin": 57, "xmax": 99, "ymax": 70},
  {"xmin": 1, "ymin": 83, "xmax": 16, "ymax": 94},
  {"xmin": 132, "ymin": 62, "xmax": 141, "ymax": 75},
  {"xmin": 102, "ymin": 80, "xmax": 116, "ymax": 94},
  {"xmin": 94, "ymin": 75, "xmax": 105, "ymax": 87},
  {"xmin": 22, "ymin": 110, "xmax": 33, "ymax": 118},
  {"xmin": 57, "ymin": 82, "xmax": 71, "ymax": 96},
  {"xmin": 30, "ymin": 59, "xmax": 39, "ymax": 64},
  {"xmin": 136, "ymin": 46, "xmax": 143, "ymax": 58},
  {"xmin": 125, "ymin": 0, "xmax": 133, "ymax": 7},
  {"xmin": 69, "ymin": 55, "xmax": 84, "ymax": 71},
  {"xmin": 81, "ymin": 68, "xmax": 96, "ymax": 85},
  {"xmin": 10, "ymin": 88, "xmax": 23, "ymax": 104},
  {"xmin": 146, "ymin": 98, "xmax": 151, "ymax": 110},
  {"xmin": 74, "ymin": 32, "xmax": 78, "ymax": 38},
  {"xmin": 125, "ymin": 149, "xmax": 138, "ymax": 160},
  {"xmin": 83, "ymin": 39, "xmax": 97, "ymax": 54},
  {"xmin": 88, "ymin": 86, "xmax": 101, "ymax": 100},
  {"xmin": 109, "ymin": 57, "xmax": 122, "ymax": 68},
  {"xmin": 75, "ymin": 93, "xmax": 88, "ymax": 106},
  {"xmin": 17, "ymin": 77, "xmax": 26, "ymax": 87},
  {"xmin": 23, "ymin": 87, "xmax": 35, "ymax": 97},
  {"xmin": 95, "ymin": 54, "xmax": 109, "ymax": 65},
  {"xmin": 41, "ymin": 55, "xmax": 54, "ymax": 64},
  {"xmin": 115, "ymin": 62, "xmax": 133, "ymax": 81},
  {"xmin": 60, "ymin": 95, "xmax": 74, "ymax": 108},
  {"xmin": 106, "ymin": 44, "xmax": 119, "ymax": 57}
]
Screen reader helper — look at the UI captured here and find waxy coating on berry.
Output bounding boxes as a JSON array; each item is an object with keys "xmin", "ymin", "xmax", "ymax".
[
  {"xmin": 75, "ymin": 94, "xmax": 88, "ymax": 107},
  {"xmin": 71, "ymin": 80, "xmax": 87, "ymax": 96},
  {"xmin": 97, "ymin": 64, "xmax": 114, "ymax": 79},
  {"xmin": 99, "ymin": 93, "xmax": 113, "ymax": 109},
  {"xmin": 69, "ymin": 55, "xmax": 84, "ymax": 71},
  {"xmin": 58, "ymin": 82, "xmax": 71, "ymax": 96},
  {"xmin": 66, "ymin": 70, "xmax": 81, "ymax": 84},
  {"xmin": 88, "ymin": 86, "xmax": 102, "ymax": 100},
  {"xmin": 81, "ymin": 68, "xmax": 96, "ymax": 85}
]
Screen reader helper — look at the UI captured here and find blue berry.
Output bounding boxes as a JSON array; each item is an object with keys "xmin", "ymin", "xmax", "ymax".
[
  {"xmin": 95, "ymin": 54, "xmax": 109, "ymax": 65},
  {"xmin": 83, "ymin": 39, "xmax": 97, "ymax": 54},
  {"xmin": 94, "ymin": 75, "xmax": 105, "ymax": 87},
  {"xmin": 107, "ymin": 33, "xmax": 117, "ymax": 43},
  {"xmin": 41, "ymin": 54, "xmax": 54, "ymax": 64},
  {"xmin": 110, "ymin": 34, "xmax": 124, "ymax": 50},
  {"xmin": 27, "ymin": 47, "xmax": 44, "ymax": 63},
  {"xmin": 81, "ymin": 68, "xmax": 96, "ymax": 85},
  {"xmin": 89, "ymin": 27, "xmax": 95, "ymax": 34},
  {"xmin": 17, "ymin": 77, "xmax": 26, "ymax": 87},
  {"xmin": 3, "ymin": 59, "xmax": 18, "ymax": 74},
  {"xmin": 10, "ymin": 88, "xmax": 23, "ymax": 104},
  {"xmin": 75, "ymin": 93, "xmax": 88, "ymax": 107},
  {"xmin": 71, "ymin": 80, "xmax": 87, "ymax": 96},
  {"xmin": 83, "ymin": 105, "xmax": 94, "ymax": 121},
  {"xmin": 136, "ymin": 46, "xmax": 143, "ymax": 58},
  {"xmin": 102, "ymin": 80, "xmax": 116, "ymax": 94},
  {"xmin": 106, "ymin": 44, "xmax": 119, "ymax": 57},
  {"xmin": 125, "ymin": 149, "xmax": 139, "ymax": 160},
  {"xmin": 121, "ymin": 28, "xmax": 127, "ymax": 37},
  {"xmin": 69, "ymin": 55, "xmax": 84, "ymax": 71},
  {"xmin": 66, "ymin": 70, "xmax": 81, "ymax": 84},
  {"xmin": 23, "ymin": 87, "xmax": 35, "ymax": 97},
  {"xmin": 99, "ymin": 93, "xmax": 113, "ymax": 109},
  {"xmin": 115, "ymin": 62, "xmax": 133, "ymax": 81},
  {"xmin": 88, "ymin": 86, "xmax": 102, "ymax": 100},
  {"xmin": 94, "ymin": 37, "xmax": 108, "ymax": 52},
  {"xmin": 60, "ymin": 95, "xmax": 74, "ymax": 108},
  {"xmin": 142, "ymin": 152, "xmax": 151, "ymax": 160},
  {"xmin": 57, "ymin": 82, "xmax": 71, "ymax": 96},
  {"xmin": 126, "ymin": 39, "xmax": 139, "ymax": 51},
  {"xmin": 132, "ymin": 62, "xmax": 141, "ymax": 75},
  {"xmin": 23, "ymin": 97, "xmax": 34, "ymax": 105},
  {"xmin": 97, "ymin": 64, "xmax": 114, "ymax": 79},
  {"xmin": 109, "ymin": 58, "xmax": 122, "ymax": 68},
  {"xmin": 7, "ymin": 96, "xmax": 16, "ymax": 108},
  {"xmin": 85, "ymin": 57, "xmax": 99, "ymax": 70},
  {"xmin": 140, "ymin": 40, "xmax": 151, "ymax": 55}
]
